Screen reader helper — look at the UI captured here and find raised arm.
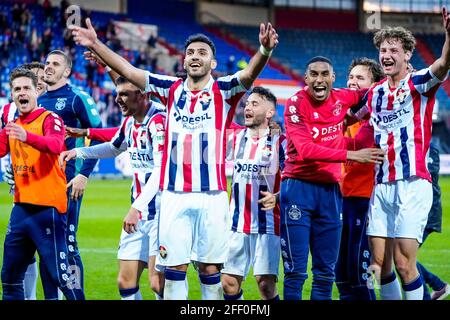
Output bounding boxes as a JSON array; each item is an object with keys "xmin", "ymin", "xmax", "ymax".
[
  {"xmin": 239, "ymin": 23, "xmax": 279, "ymax": 89},
  {"xmin": 84, "ymin": 50, "xmax": 120, "ymax": 85},
  {"xmin": 431, "ymin": 7, "xmax": 450, "ymax": 80},
  {"xmin": 71, "ymin": 18, "xmax": 147, "ymax": 90}
]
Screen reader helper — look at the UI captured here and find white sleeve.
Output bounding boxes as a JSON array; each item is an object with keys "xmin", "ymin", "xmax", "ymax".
[
  {"xmin": 75, "ymin": 142, "xmax": 123, "ymax": 159},
  {"xmin": 131, "ymin": 112, "xmax": 165, "ymax": 212},
  {"xmin": 412, "ymin": 67, "xmax": 448, "ymax": 94},
  {"xmin": 131, "ymin": 165, "xmax": 160, "ymax": 212}
]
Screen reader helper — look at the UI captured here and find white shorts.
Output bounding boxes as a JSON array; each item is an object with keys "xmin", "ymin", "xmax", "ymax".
[
  {"xmin": 222, "ymin": 232, "xmax": 280, "ymax": 279},
  {"xmin": 117, "ymin": 219, "xmax": 153, "ymax": 263},
  {"xmin": 158, "ymin": 190, "xmax": 229, "ymax": 266},
  {"xmin": 149, "ymin": 211, "xmax": 159, "ymax": 257},
  {"xmin": 367, "ymin": 177, "xmax": 432, "ymax": 243}
]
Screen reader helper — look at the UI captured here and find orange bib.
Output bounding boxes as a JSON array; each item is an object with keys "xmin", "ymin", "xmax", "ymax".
[
  {"xmin": 10, "ymin": 111, "xmax": 67, "ymax": 213},
  {"xmin": 340, "ymin": 122, "xmax": 375, "ymax": 198}
]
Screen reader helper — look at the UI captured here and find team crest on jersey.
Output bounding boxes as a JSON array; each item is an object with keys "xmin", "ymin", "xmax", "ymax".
[
  {"xmin": 137, "ymin": 130, "xmax": 148, "ymax": 150},
  {"xmin": 333, "ymin": 101, "xmax": 343, "ymax": 116},
  {"xmin": 55, "ymin": 98, "xmax": 67, "ymax": 110},
  {"xmin": 159, "ymin": 245, "xmax": 167, "ymax": 259},
  {"xmin": 288, "ymin": 205, "xmax": 301, "ymax": 220},
  {"xmin": 199, "ymin": 92, "xmax": 212, "ymax": 111},
  {"xmin": 261, "ymin": 146, "xmax": 272, "ymax": 159},
  {"xmin": 396, "ymin": 88, "xmax": 407, "ymax": 104}
]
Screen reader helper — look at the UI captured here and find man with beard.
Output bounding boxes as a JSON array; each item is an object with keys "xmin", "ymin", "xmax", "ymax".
[
  {"xmin": 221, "ymin": 86, "xmax": 285, "ymax": 300},
  {"xmin": 37, "ymin": 49, "xmax": 102, "ymax": 299},
  {"xmin": 70, "ymin": 18, "xmax": 278, "ymax": 299},
  {"xmin": 281, "ymin": 56, "xmax": 385, "ymax": 300},
  {"xmin": 351, "ymin": 8, "xmax": 450, "ymax": 300}
]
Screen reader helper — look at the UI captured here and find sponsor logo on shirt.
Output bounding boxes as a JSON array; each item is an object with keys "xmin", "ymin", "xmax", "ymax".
[
  {"xmin": 375, "ymin": 108, "xmax": 411, "ymax": 129},
  {"xmin": 174, "ymin": 111, "xmax": 212, "ymax": 130},
  {"xmin": 311, "ymin": 122, "xmax": 343, "ymax": 142},
  {"xmin": 128, "ymin": 151, "xmax": 151, "ymax": 162}
]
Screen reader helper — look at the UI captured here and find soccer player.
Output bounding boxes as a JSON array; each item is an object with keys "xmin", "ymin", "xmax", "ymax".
[
  {"xmin": 281, "ymin": 56, "xmax": 385, "ymax": 300},
  {"xmin": 1, "ymin": 62, "xmax": 47, "ymax": 300},
  {"xmin": 60, "ymin": 77, "xmax": 166, "ymax": 300},
  {"xmin": 0, "ymin": 67, "xmax": 84, "ymax": 300},
  {"xmin": 221, "ymin": 86, "xmax": 285, "ymax": 300},
  {"xmin": 335, "ymin": 58, "xmax": 384, "ymax": 300},
  {"xmin": 37, "ymin": 49, "xmax": 103, "ymax": 298},
  {"xmin": 70, "ymin": 18, "xmax": 278, "ymax": 299},
  {"xmin": 351, "ymin": 9, "xmax": 450, "ymax": 299}
]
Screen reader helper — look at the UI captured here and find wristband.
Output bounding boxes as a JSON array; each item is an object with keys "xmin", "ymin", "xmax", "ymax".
[
  {"xmin": 105, "ymin": 66, "xmax": 112, "ymax": 72},
  {"xmin": 259, "ymin": 45, "xmax": 272, "ymax": 57}
]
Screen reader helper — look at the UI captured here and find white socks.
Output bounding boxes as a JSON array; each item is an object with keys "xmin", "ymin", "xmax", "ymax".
[
  {"xmin": 402, "ymin": 276, "xmax": 424, "ymax": 300},
  {"xmin": 164, "ymin": 269, "xmax": 188, "ymax": 300},
  {"xmin": 23, "ymin": 261, "xmax": 38, "ymax": 300},
  {"xmin": 380, "ymin": 272, "xmax": 402, "ymax": 300},
  {"xmin": 199, "ymin": 272, "xmax": 222, "ymax": 300}
]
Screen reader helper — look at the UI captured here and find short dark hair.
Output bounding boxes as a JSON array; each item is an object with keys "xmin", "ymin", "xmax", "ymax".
[
  {"xmin": 306, "ymin": 56, "xmax": 333, "ymax": 70},
  {"xmin": 348, "ymin": 58, "xmax": 384, "ymax": 83},
  {"xmin": 115, "ymin": 76, "xmax": 142, "ymax": 92},
  {"xmin": 9, "ymin": 67, "xmax": 38, "ymax": 88},
  {"xmin": 373, "ymin": 26, "xmax": 416, "ymax": 53},
  {"xmin": 22, "ymin": 61, "xmax": 45, "ymax": 71},
  {"xmin": 184, "ymin": 33, "xmax": 216, "ymax": 57},
  {"xmin": 47, "ymin": 49, "xmax": 73, "ymax": 70},
  {"xmin": 115, "ymin": 76, "xmax": 131, "ymax": 85},
  {"xmin": 251, "ymin": 86, "xmax": 277, "ymax": 107}
]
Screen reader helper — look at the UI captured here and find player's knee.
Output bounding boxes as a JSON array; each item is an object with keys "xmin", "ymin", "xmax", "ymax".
[
  {"xmin": 371, "ymin": 253, "xmax": 384, "ymax": 269},
  {"xmin": 394, "ymin": 256, "xmax": 416, "ymax": 280},
  {"xmin": 117, "ymin": 271, "xmax": 136, "ymax": 289},
  {"xmin": 256, "ymin": 276, "xmax": 277, "ymax": 299},
  {"xmin": 221, "ymin": 274, "xmax": 240, "ymax": 295},
  {"xmin": 197, "ymin": 263, "xmax": 220, "ymax": 275}
]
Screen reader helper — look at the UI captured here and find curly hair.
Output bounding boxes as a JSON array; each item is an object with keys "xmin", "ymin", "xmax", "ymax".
[{"xmin": 373, "ymin": 26, "xmax": 416, "ymax": 53}]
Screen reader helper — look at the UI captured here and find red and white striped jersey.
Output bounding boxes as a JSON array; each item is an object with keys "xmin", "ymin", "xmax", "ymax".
[
  {"xmin": 229, "ymin": 128, "xmax": 287, "ymax": 235},
  {"xmin": 1, "ymin": 102, "xmax": 18, "ymax": 128},
  {"xmin": 0, "ymin": 102, "xmax": 18, "ymax": 171},
  {"xmin": 144, "ymin": 71, "xmax": 247, "ymax": 192},
  {"xmin": 353, "ymin": 67, "xmax": 445, "ymax": 184},
  {"xmin": 111, "ymin": 102, "xmax": 166, "ymax": 220}
]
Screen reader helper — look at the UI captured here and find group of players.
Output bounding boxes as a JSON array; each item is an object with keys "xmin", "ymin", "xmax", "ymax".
[{"xmin": 1, "ymin": 7, "xmax": 450, "ymax": 300}]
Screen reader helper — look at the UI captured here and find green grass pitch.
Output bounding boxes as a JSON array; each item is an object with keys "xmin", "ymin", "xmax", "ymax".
[{"xmin": 1, "ymin": 177, "xmax": 449, "ymax": 300}]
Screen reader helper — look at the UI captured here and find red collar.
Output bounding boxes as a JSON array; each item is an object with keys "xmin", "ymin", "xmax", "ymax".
[{"xmin": 18, "ymin": 107, "xmax": 47, "ymax": 124}]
